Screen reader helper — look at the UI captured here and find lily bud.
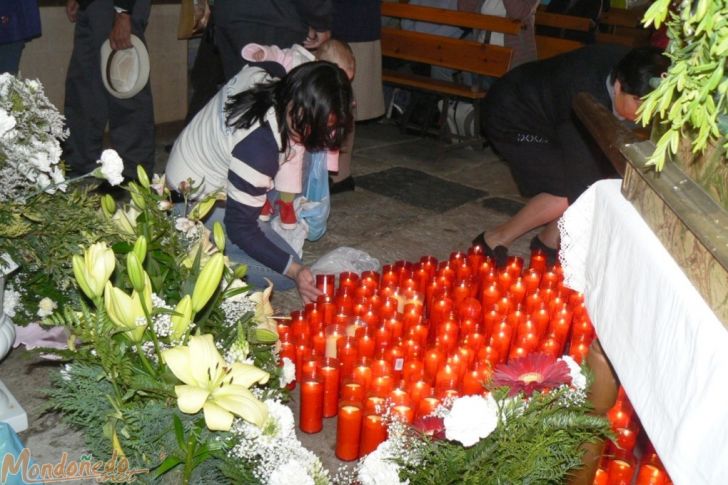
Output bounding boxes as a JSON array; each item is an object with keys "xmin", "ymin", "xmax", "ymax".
[
  {"xmin": 128, "ymin": 182, "xmax": 147, "ymax": 210},
  {"xmin": 132, "ymin": 236, "xmax": 147, "ymax": 264},
  {"xmin": 191, "ymin": 253, "xmax": 225, "ymax": 313},
  {"xmin": 212, "ymin": 221, "xmax": 226, "ymax": 252},
  {"xmin": 188, "ymin": 196, "xmax": 216, "ymax": 222},
  {"xmin": 253, "ymin": 327, "xmax": 279, "ymax": 344},
  {"xmin": 126, "ymin": 252, "xmax": 146, "ymax": 293},
  {"xmin": 72, "ymin": 242, "xmax": 116, "ymax": 301},
  {"xmin": 233, "ymin": 264, "xmax": 248, "ymax": 280},
  {"xmin": 136, "ymin": 165, "xmax": 150, "ymax": 189},
  {"xmin": 103, "ymin": 282, "xmax": 147, "ymax": 342},
  {"xmin": 101, "ymin": 194, "xmax": 116, "ymax": 218},
  {"xmin": 170, "ymin": 295, "xmax": 193, "ymax": 341}
]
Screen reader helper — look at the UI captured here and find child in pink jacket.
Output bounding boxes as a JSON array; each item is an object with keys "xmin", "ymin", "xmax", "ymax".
[{"xmin": 242, "ymin": 39, "xmax": 355, "ymax": 229}]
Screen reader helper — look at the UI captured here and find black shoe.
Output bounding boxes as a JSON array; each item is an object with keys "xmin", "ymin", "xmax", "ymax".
[
  {"xmin": 530, "ymin": 236, "xmax": 559, "ymax": 267},
  {"xmin": 329, "ymin": 176, "xmax": 356, "ymax": 194},
  {"xmin": 472, "ymin": 232, "xmax": 508, "ymax": 268}
]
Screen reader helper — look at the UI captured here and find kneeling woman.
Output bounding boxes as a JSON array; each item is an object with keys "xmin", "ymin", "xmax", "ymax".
[{"xmin": 167, "ymin": 61, "xmax": 354, "ymax": 303}]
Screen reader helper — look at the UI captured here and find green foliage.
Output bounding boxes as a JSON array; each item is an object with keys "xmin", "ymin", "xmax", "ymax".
[
  {"xmin": 0, "ymin": 187, "xmax": 121, "ymax": 324},
  {"xmin": 639, "ymin": 0, "xmax": 728, "ymax": 171},
  {"xmin": 399, "ymin": 387, "xmax": 613, "ymax": 485}
]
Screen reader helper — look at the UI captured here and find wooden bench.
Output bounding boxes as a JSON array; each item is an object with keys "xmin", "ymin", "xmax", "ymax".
[
  {"xmin": 596, "ymin": 7, "xmax": 651, "ymax": 47},
  {"xmin": 381, "ymin": 2, "xmax": 520, "ymax": 144},
  {"xmin": 534, "ymin": 10, "xmax": 591, "ymax": 59}
]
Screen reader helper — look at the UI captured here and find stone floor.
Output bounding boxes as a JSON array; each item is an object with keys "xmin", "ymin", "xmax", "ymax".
[{"xmin": 1, "ymin": 118, "xmax": 542, "ymax": 481}]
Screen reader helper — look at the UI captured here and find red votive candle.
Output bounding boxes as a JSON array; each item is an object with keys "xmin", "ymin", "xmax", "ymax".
[
  {"xmin": 391, "ymin": 404, "xmax": 415, "ymax": 424},
  {"xmin": 635, "ymin": 464, "xmax": 667, "ymax": 485},
  {"xmin": 335, "ymin": 402, "xmax": 363, "ymax": 461},
  {"xmin": 300, "ymin": 374, "xmax": 324, "ymax": 433},
  {"xmin": 407, "ymin": 379, "xmax": 433, "ymax": 405},
  {"xmin": 321, "ymin": 358, "xmax": 340, "ymax": 418},
  {"xmin": 370, "ymin": 375, "xmax": 395, "ymax": 397},
  {"xmin": 339, "ymin": 271, "xmax": 360, "ymax": 291},
  {"xmin": 352, "ymin": 358, "xmax": 373, "ymax": 393},
  {"xmin": 359, "ymin": 413, "xmax": 388, "ymax": 457},
  {"xmin": 316, "ymin": 273, "xmax": 335, "ymax": 297},
  {"xmin": 529, "ymin": 249, "xmax": 547, "ymax": 274},
  {"xmin": 416, "ymin": 396, "xmax": 441, "ymax": 418},
  {"xmin": 435, "ymin": 363, "xmax": 459, "ymax": 396},
  {"xmin": 341, "ymin": 380, "xmax": 365, "ymax": 403},
  {"xmin": 424, "ymin": 348, "xmax": 444, "ymax": 383},
  {"xmin": 606, "ymin": 459, "xmax": 634, "ymax": 485}
]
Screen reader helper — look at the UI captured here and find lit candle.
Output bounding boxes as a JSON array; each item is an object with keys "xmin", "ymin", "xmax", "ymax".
[
  {"xmin": 434, "ymin": 364, "xmax": 459, "ymax": 396},
  {"xmin": 529, "ymin": 249, "xmax": 547, "ymax": 274},
  {"xmin": 466, "ymin": 245, "xmax": 484, "ymax": 273},
  {"xmin": 384, "ymin": 317, "xmax": 404, "ymax": 342},
  {"xmin": 378, "ymin": 297, "xmax": 398, "ymax": 320},
  {"xmin": 523, "ymin": 269, "xmax": 541, "ymax": 294},
  {"xmin": 606, "ymin": 459, "xmax": 634, "ymax": 485},
  {"xmin": 508, "ymin": 278, "xmax": 526, "ymax": 305},
  {"xmin": 478, "ymin": 345, "xmax": 500, "ymax": 367},
  {"xmin": 461, "ymin": 367, "xmax": 489, "ymax": 396},
  {"xmin": 567, "ymin": 339, "xmax": 590, "ymax": 364},
  {"xmin": 317, "ymin": 294, "xmax": 336, "ymax": 326},
  {"xmin": 416, "ymin": 396, "xmax": 441, "ymax": 419},
  {"xmin": 423, "ymin": 348, "xmax": 444, "ymax": 383},
  {"xmin": 452, "ymin": 278, "xmax": 472, "ymax": 308},
  {"xmin": 406, "ymin": 379, "xmax": 433, "ymax": 405},
  {"xmin": 463, "ymin": 332, "xmax": 486, "ymax": 353},
  {"xmin": 335, "ymin": 402, "xmax": 363, "ymax": 461},
  {"xmin": 315, "ymin": 273, "xmax": 335, "ymax": 297},
  {"xmin": 370, "ymin": 375, "xmax": 395, "ymax": 397},
  {"xmin": 539, "ymin": 336, "xmax": 563, "ymax": 358},
  {"xmin": 321, "ymin": 358, "xmax": 340, "ymax": 418},
  {"xmin": 299, "ymin": 376, "xmax": 324, "ymax": 433},
  {"xmin": 305, "ymin": 302, "xmax": 322, "ymax": 335},
  {"xmin": 352, "ymin": 359, "xmax": 373, "ymax": 393},
  {"xmin": 388, "ymin": 387, "xmax": 411, "ymax": 406},
  {"xmin": 357, "ymin": 333, "xmax": 376, "ymax": 359},
  {"xmin": 359, "ymin": 413, "xmax": 388, "ymax": 457},
  {"xmin": 381, "ymin": 264, "xmax": 399, "ymax": 287},
  {"xmin": 360, "ymin": 270, "xmax": 380, "ymax": 289},
  {"xmin": 391, "ymin": 404, "xmax": 414, "ymax": 424},
  {"xmin": 482, "ymin": 309, "xmax": 504, "ymax": 340},
  {"xmin": 430, "ymin": 296, "xmax": 453, "ymax": 326},
  {"xmin": 634, "ymin": 464, "xmax": 667, "ymax": 485},
  {"xmin": 312, "ymin": 331, "xmax": 326, "ymax": 356},
  {"xmin": 325, "ymin": 324, "xmax": 345, "ymax": 358},
  {"xmin": 341, "ymin": 381, "xmax": 365, "ymax": 403},
  {"xmin": 481, "ymin": 283, "xmax": 501, "ymax": 311},
  {"xmin": 337, "ymin": 336, "xmax": 359, "ymax": 381},
  {"xmin": 402, "ymin": 339, "xmax": 422, "ymax": 361},
  {"xmin": 489, "ymin": 324, "xmax": 513, "ymax": 363},
  {"xmin": 402, "ymin": 359, "xmax": 424, "ymax": 383},
  {"xmin": 339, "ymin": 271, "xmax": 360, "ymax": 292}
]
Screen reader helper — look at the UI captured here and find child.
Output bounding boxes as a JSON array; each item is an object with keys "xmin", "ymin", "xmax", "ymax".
[{"xmin": 242, "ymin": 39, "xmax": 355, "ymax": 229}]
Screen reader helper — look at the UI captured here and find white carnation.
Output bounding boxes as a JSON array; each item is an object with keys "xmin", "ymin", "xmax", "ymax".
[
  {"xmin": 358, "ymin": 442, "xmax": 406, "ymax": 485},
  {"xmin": 0, "ymin": 108, "xmax": 17, "ymax": 138},
  {"xmin": 444, "ymin": 394, "xmax": 499, "ymax": 447},
  {"xmin": 280, "ymin": 357, "xmax": 296, "ymax": 388},
  {"xmin": 269, "ymin": 460, "xmax": 314, "ymax": 485},
  {"xmin": 560, "ymin": 355, "xmax": 587, "ymax": 391},
  {"xmin": 36, "ymin": 297, "xmax": 58, "ymax": 317},
  {"xmin": 96, "ymin": 149, "xmax": 124, "ymax": 186}
]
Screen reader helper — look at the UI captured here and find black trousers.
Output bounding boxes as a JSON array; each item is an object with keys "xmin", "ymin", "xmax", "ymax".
[{"xmin": 63, "ymin": 0, "xmax": 155, "ymax": 180}]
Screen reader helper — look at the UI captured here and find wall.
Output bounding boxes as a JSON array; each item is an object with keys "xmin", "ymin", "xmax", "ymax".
[{"xmin": 19, "ymin": 4, "xmax": 188, "ymax": 124}]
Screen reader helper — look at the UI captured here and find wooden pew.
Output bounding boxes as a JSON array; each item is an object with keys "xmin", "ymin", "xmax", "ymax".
[
  {"xmin": 596, "ymin": 7, "xmax": 651, "ymax": 47},
  {"xmin": 380, "ymin": 2, "xmax": 520, "ymax": 144},
  {"xmin": 534, "ymin": 10, "xmax": 591, "ymax": 59}
]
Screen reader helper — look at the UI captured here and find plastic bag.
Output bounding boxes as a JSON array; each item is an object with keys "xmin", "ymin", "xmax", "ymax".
[
  {"xmin": 300, "ymin": 150, "xmax": 330, "ymax": 241},
  {"xmin": 271, "ymin": 197, "xmax": 308, "ymax": 258},
  {"xmin": 310, "ymin": 247, "xmax": 381, "ymax": 277}
]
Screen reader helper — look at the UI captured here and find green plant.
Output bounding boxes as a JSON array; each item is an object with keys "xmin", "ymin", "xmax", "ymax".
[{"xmin": 639, "ymin": 0, "xmax": 727, "ymax": 173}]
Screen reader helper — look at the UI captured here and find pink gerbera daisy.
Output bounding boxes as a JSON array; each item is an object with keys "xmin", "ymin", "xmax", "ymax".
[
  {"xmin": 492, "ymin": 353, "xmax": 572, "ymax": 397},
  {"xmin": 413, "ymin": 415, "xmax": 446, "ymax": 440}
]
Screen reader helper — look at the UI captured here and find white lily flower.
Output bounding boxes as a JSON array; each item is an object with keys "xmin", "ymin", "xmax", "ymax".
[{"xmin": 162, "ymin": 335, "xmax": 270, "ymax": 431}]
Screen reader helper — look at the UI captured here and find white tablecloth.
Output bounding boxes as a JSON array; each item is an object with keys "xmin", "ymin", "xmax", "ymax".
[{"xmin": 560, "ymin": 180, "xmax": 728, "ymax": 485}]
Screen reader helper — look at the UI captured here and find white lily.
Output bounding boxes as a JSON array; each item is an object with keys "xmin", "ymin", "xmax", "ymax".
[
  {"xmin": 162, "ymin": 335, "xmax": 270, "ymax": 431},
  {"xmin": 111, "ymin": 206, "xmax": 140, "ymax": 235},
  {"xmin": 103, "ymin": 276, "xmax": 152, "ymax": 342},
  {"xmin": 248, "ymin": 279, "xmax": 279, "ymax": 343},
  {"xmin": 72, "ymin": 242, "xmax": 116, "ymax": 301}
]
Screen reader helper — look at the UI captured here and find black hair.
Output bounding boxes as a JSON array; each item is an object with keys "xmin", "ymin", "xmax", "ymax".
[
  {"xmin": 611, "ymin": 47, "xmax": 670, "ymax": 97},
  {"xmin": 224, "ymin": 61, "xmax": 354, "ymax": 152}
]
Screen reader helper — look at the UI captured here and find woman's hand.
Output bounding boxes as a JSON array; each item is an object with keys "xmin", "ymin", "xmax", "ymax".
[{"xmin": 286, "ymin": 262, "xmax": 322, "ymax": 304}]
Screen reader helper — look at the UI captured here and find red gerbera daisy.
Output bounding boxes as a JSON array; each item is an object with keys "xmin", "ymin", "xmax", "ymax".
[
  {"xmin": 413, "ymin": 415, "xmax": 446, "ymax": 440},
  {"xmin": 492, "ymin": 353, "xmax": 572, "ymax": 397}
]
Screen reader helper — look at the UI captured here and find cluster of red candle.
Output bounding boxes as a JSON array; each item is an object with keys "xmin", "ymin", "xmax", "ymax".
[
  {"xmin": 594, "ymin": 387, "xmax": 673, "ymax": 485},
  {"xmin": 278, "ymin": 245, "xmax": 597, "ymax": 461}
]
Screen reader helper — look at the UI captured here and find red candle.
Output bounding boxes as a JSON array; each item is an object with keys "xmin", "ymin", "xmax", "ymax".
[
  {"xmin": 379, "ymin": 297, "xmax": 398, "ymax": 320},
  {"xmin": 508, "ymin": 345, "xmax": 528, "ymax": 362},
  {"xmin": 508, "ymin": 278, "xmax": 527, "ymax": 305},
  {"xmin": 352, "ymin": 359, "xmax": 373, "ymax": 393},
  {"xmin": 388, "ymin": 387, "xmax": 411, "ymax": 406},
  {"xmin": 339, "ymin": 271, "xmax": 360, "ymax": 291},
  {"xmin": 435, "ymin": 364, "xmax": 459, "ymax": 396},
  {"xmin": 466, "ymin": 245, "xmax": 484, "ymax": 272},
  {"xmin": 402, "ymin": 339, "xmax": 422, "ymax": 361},
  {"xmin": 414, "ymin": 267, "xmax": 429, "ymax": 294},
  {"xmin": 305, "ymin": 303, "xmax": 323, "ymax": 335},
  {"xmin": 482, "ymin": 309, "xmax": 503, "ymax": 340},
  {"xmin": 529, "ymin": 249, "xmax": 547, "ymax": 274},
  {"xmin": 360, "ymin": 271, "xmax": 380, "ymax": 289},
  {"xmin": 391, "ymin": 404, "xmax": 414, "ymax": 424},
  {"xmin": 489, "ymin": 325, "xmax": 513, "ymax": 363},
  {"xmin": 430, "ymin": 297, "xmax": 454, "ymax": 326},
  {"xmin": 539, "ymin": 336, "xmax": 563, "ymax": 358},
  {"xmin": 337, "ymin": 336, "xmax": 359, "ymax": 380},
  {"xmin": 568, "ymin": 339, "xmax": 590, "ymax": 364},
  {"xmin": 357, "ymin": 333, "xmax": 376, "ymax": 358},
  {"xmin": 606, "ymin": 459, "xmax": 634, "ymax": 485},
  {"xmin": 593, "ymin": 468, "xmax": 609, "ymax": 485},
  {"xmin": 481, "ymin": 283, "xmax": 501, "ymax": 311},
  {"xmin": 416, "ymin": 396, "xmax": 441, "ymax": 418},
  {"xmin": 478, "ymin": 345, "xmax": 500, "ymax": 367},
  {"xmin": 524, "ymin": 290, "xmax": 542, "ymax": 314},
  {"xmin": 341, "ymin": 381, "xmax": 365, "ymax": 403},
  {"xmin": 299, "ymin": 377, "xmax": 324, "ymax": 433},
  {"xmin": 325, "ymin": 324, "xmax": 345, "ymax": 358},
  {"xmin": 370, "ymin": 375, "xmax": 395, "ymax": 397},
  {"xmin": 523, "ymin": 269, "xmax": 541, "ymax": 294},
  {"xmin": 335, "ymin": 402, "xmax": 363, "ymax": 461},
  {"xmin": 317, "ymin": 294, "xmax": 336, "ymax": 326},
  {"xmin": 359, "ymin": 413, "xmax": 388, "ymax": 457},
  {"xmin": 406, "ymin": 379, "xmax": 433, "ymax": 404},
  {"xmin": 461, "ymin": 364, "xmax": 492, "ymax": 396},
  {"xmin": 321, "ymin": 358, "xmax": 340, "ymax": 418},
  {"xmin": 384, "ymin": 317, "xmax": 404, "ymax": 342},
  {"xmin": 364, "ymin": 395, "xmax": 387, "ymax": 415},
  {"xmin": 316, "ymin": 273, "xmax": 335, "ymax": 297},
  {"xmin": 541, "ymin": 270, "xmax": 560, "ymax": 289},
  {"xmin": 312, "ymin": 331, "xmax": 326, "ymax": 356},
  {"xmin": 423, "ymin": 348, "xmax": 444, "ymax": 383},
  {"xmin": 381, "ymin": 265, "xmax": 399, "ymax": 287},
  {"xmin": 371, "ymin": 357, "xmax": 392, "ymax": 377},
  {"xmin": 402, "ymin": 359, "xmax": 424, "ymax": 383},
  {"xmin": 463, "ymin": 332, "xmax": 486, "ymax": 353},
  {"xmin": 635, "ymin": 464, "xmax": 667, "ymax": 485}
]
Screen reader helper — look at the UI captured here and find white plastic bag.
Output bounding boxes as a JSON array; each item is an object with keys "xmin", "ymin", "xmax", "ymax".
[
  {"xmin": 310, "ymin": 247, "xmax": 381, "ymax": 276},
  {"xmin": 271, "ymin": 197, "xmax": 308, "ymax": 258}
]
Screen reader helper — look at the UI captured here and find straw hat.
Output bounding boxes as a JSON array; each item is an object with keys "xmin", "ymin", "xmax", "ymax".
[{"xmin": 100, "ymin": 35, "xmax": 150, "ymax": 99}]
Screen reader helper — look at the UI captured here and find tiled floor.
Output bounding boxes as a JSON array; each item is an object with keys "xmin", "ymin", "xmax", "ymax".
[{"xmin": 3, "ymin": 117, "xmax": 542, "ymax": 478}]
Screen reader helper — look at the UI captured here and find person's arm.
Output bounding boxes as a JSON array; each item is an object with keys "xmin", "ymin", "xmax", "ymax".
[
  {"xmin": 66, "ymin": 0, "xmax": 79, "ymax": 23},
  {"xmin": 241, "ymin": 44, "xmax": 290, "ymax": 69},
  {"xmin": 110, "ymin": 1, "xmax": 135, "ymax": 50}
]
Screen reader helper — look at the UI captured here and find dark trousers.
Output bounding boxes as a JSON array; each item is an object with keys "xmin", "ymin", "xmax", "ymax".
[{"xmin": 63, "ymin": 0, "xmax": 155, "ymax": 180}]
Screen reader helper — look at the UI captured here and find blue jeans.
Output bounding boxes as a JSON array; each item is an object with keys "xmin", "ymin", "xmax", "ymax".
[{"xmin": 203, "ymin": 206, "xmax": 302, "ymax": 291}]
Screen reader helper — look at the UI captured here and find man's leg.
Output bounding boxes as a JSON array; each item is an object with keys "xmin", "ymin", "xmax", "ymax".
[{"xmin": 107, "ymin": 0, "xmax": 155, "ymax": 180}]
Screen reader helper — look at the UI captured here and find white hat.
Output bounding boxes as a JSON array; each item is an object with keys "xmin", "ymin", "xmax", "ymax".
[{"xmin": 100, "ymin": 35, "xmax": 150, "ymax": 99}]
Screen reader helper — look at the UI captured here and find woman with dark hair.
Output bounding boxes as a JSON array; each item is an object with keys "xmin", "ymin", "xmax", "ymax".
[
  {"xmin": 167, "ymin": 61, "xmax": 354, "ymax": 302},
  {"xmin": 473, "ymin": 45, "xmax": 669, "ymax": 266}
]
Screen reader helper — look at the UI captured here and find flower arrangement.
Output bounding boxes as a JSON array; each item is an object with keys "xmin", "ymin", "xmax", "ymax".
[
  {"xmin": 356, "ymin": 354, "xmax": 612, "ymax": 485},
  {"xmin": 43, "ymin": 172, "xmax": 327, "ymax": 484},
  {"xmin": 0, "ymin": 74, "xmax": 127, "ymax": 323}
]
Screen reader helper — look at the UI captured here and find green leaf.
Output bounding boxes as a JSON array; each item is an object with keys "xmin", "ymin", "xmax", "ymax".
[
  {"xmin": 153, "ymin": 455, "xmax": 183, "ymax": 478},
  {"xmin": 173, "ymin": 414, "xmax": 187, "ymax": 451}
]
